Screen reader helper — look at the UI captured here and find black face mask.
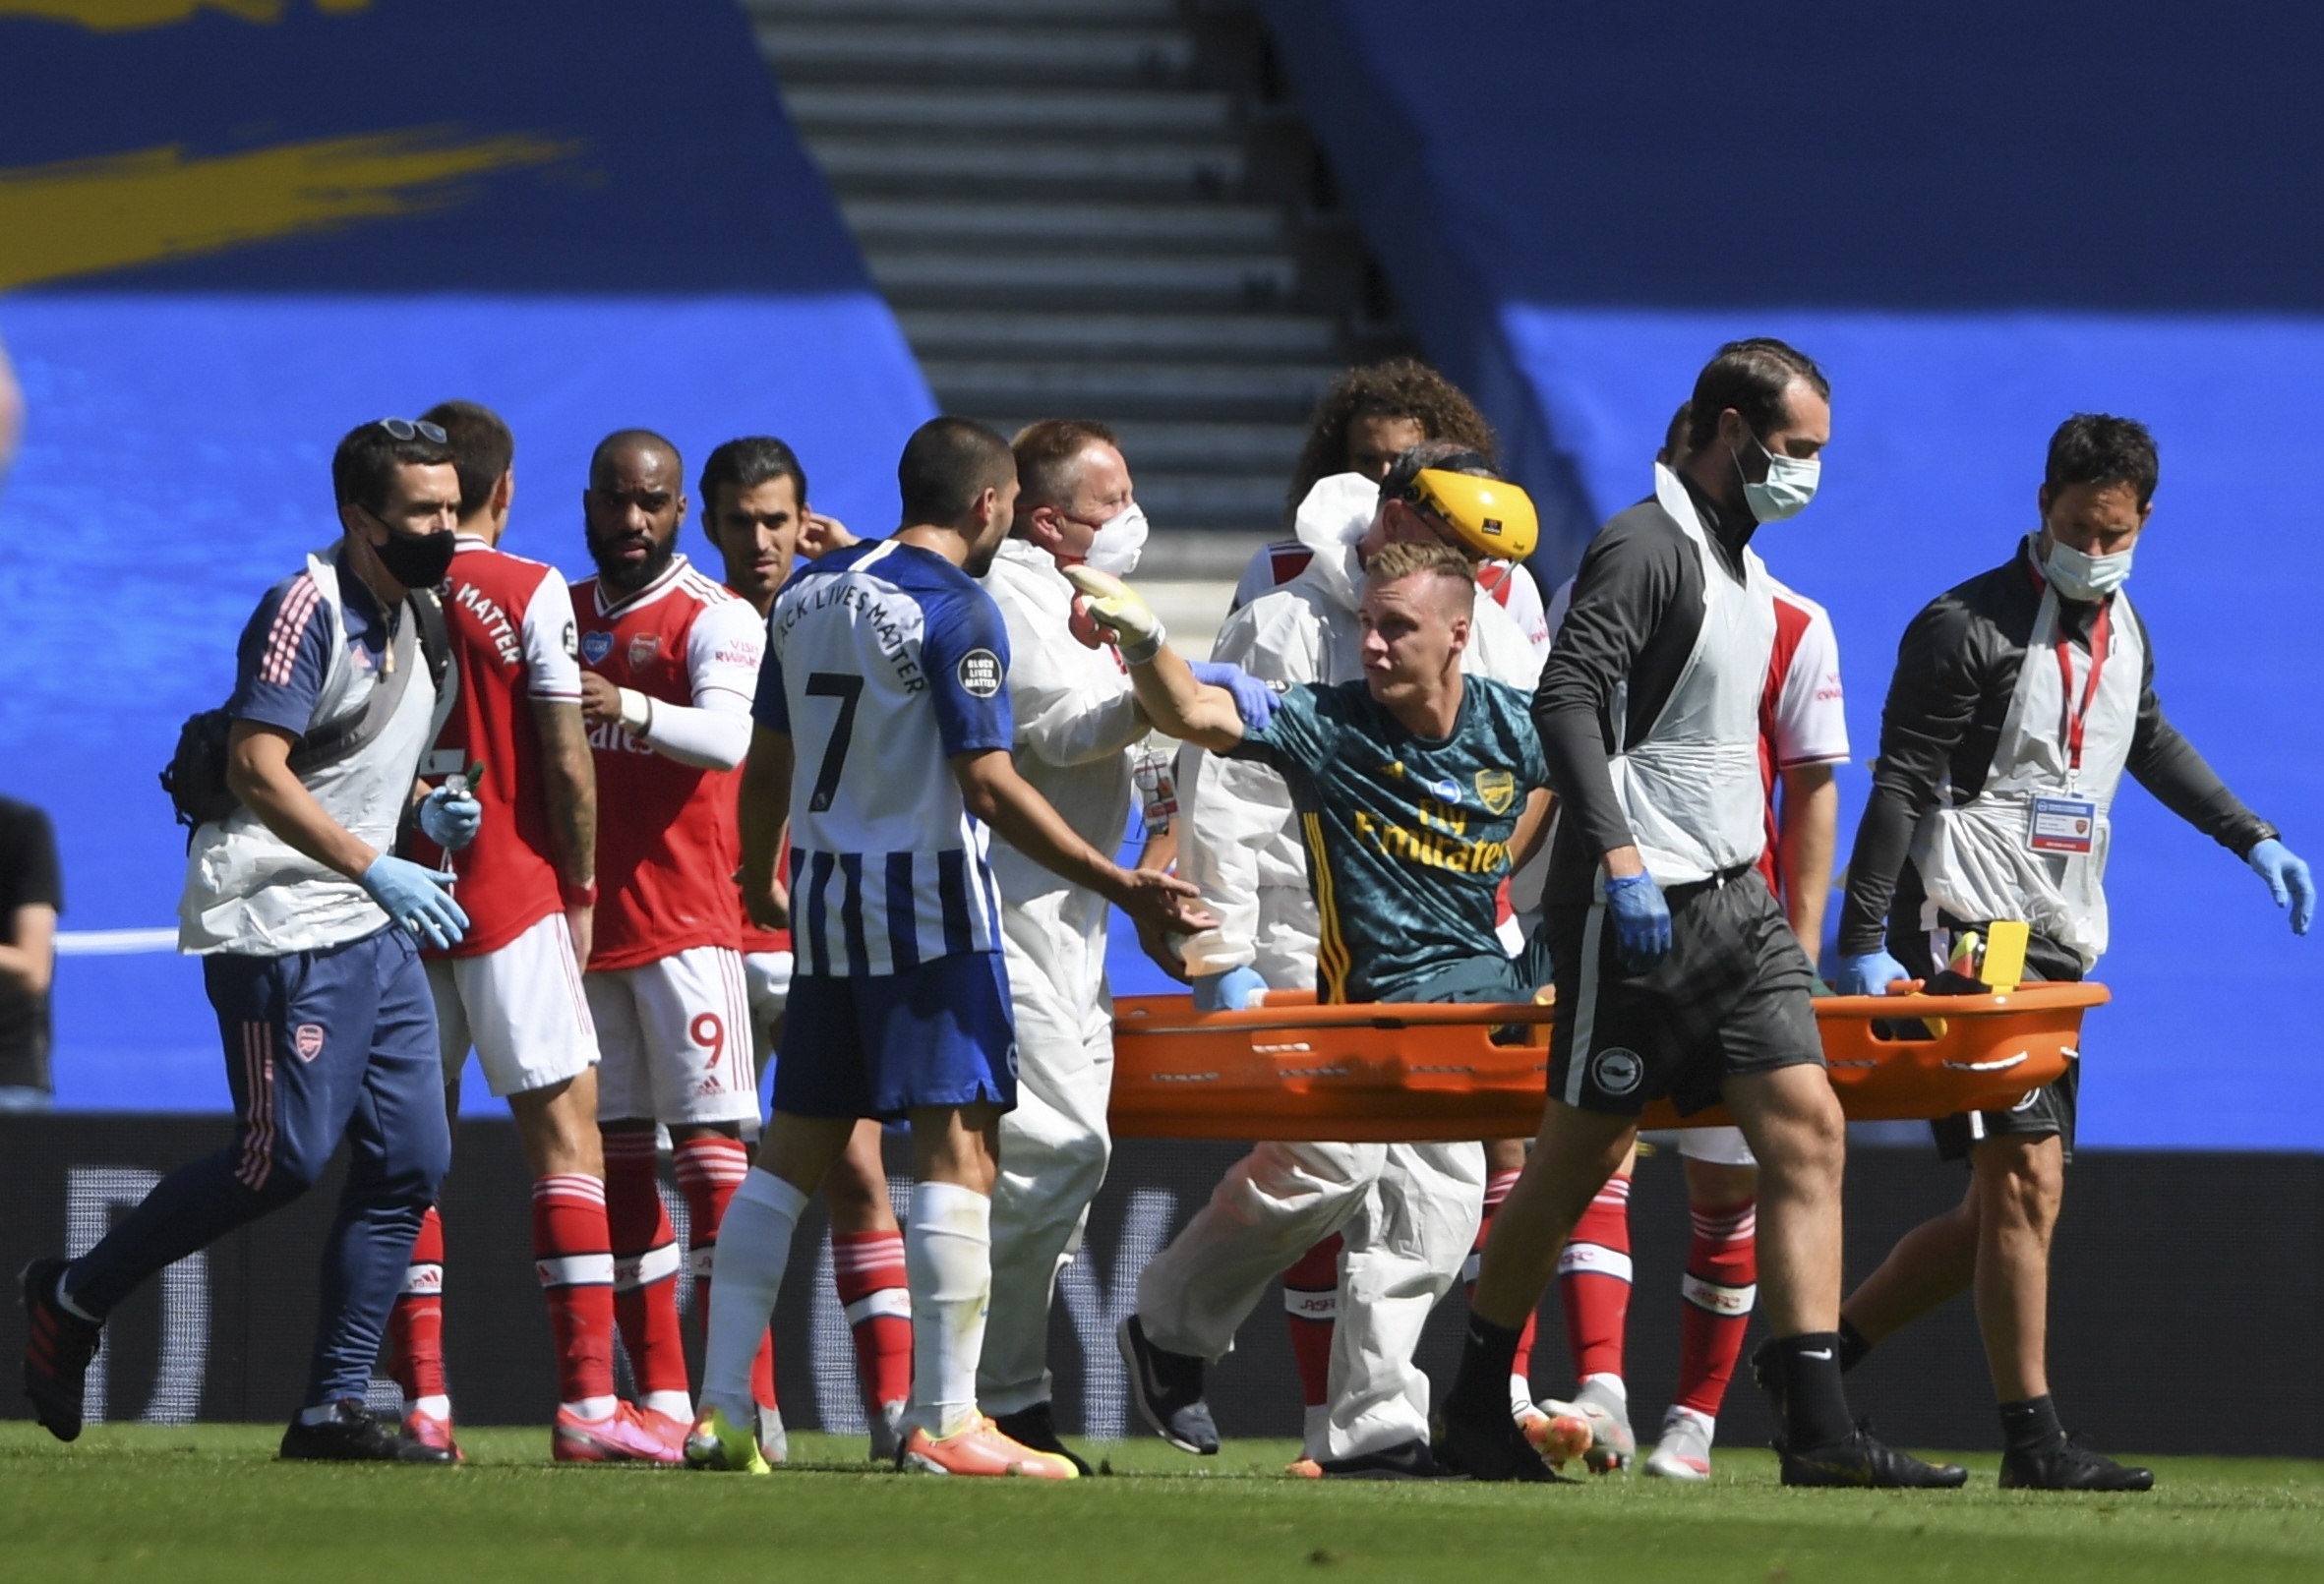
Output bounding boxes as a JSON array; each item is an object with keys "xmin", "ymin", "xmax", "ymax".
[{"xmin": 374, "ymin": 527, "xmax": 456, "ymax": 590}]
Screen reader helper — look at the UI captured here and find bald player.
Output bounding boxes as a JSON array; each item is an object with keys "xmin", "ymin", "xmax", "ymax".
[{"xmin": 572, "ymin": 430, "xmax": 774, "ymax": 1462}]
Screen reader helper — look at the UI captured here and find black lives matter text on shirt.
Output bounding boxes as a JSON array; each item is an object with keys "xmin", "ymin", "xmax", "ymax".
[{"xmin": 0, "ymin": 796, "xmax": 63, "ymax": 1090}]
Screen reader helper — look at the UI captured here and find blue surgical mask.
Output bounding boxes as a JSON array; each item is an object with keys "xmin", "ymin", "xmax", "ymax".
[
  {"xmin": 1737, "ymin": 434, "xmax": 1820, "ymax": 523},
  {"xmin": 2041, "ymin": 535, "xmax": 2133, "ymax": 602}
]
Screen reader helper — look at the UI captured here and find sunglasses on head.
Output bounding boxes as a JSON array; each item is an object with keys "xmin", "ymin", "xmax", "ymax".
[{"xmin": 374, "ymin": 417, "xmax": 447, "ymax": 443}]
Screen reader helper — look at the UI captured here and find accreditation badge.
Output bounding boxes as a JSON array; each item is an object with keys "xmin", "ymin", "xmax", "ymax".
[{"xmin": 2027, "ymin": 796, "xmax": 2098, "ymax": 854}]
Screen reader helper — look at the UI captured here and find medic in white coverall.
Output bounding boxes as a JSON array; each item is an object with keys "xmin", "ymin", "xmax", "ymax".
[
  {"xmin": 1129, "ymin": 451, "xmax": 1549, "ymax": 1467},
  {"xmin": 976, "ymin": 422, "xmax": 1278, "ymax": 1466}
]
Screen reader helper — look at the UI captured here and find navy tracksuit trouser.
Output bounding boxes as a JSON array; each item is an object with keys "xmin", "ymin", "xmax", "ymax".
[{"xmin": 65, "ymin": 924, "xmax": 450, "ymax": 1407}]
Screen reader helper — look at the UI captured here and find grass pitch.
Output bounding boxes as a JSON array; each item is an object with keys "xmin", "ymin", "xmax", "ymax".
[{"xmin": 3, "ymin": 1424, "xmax": 2320, "ymax": 1583}]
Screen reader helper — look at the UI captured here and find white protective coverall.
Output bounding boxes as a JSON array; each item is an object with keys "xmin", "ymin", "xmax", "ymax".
[
  {"xmin": 978, "ymin": 534, "xmax": 1150, "ymax": 1416},
  {"xmin": 1136, "ymin": 473, "xmax": 1550, "ymax": 1460}
]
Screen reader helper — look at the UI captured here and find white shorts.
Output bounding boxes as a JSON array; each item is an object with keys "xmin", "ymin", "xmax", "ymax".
[
  {"xmin": 1677, "ymin": 1125, "xmax": 1757, "ymax": 1168},
  {"xmin": 744, "ymin": 950, "xmax": 794, "ymax": 1063},
  {"xmin": 427, "ymin": 911, "xmax": 597, "ymax": 1099},
  {"xmin": 587, "ymin": 944, "xmax": 760, "ymax": 1126}
]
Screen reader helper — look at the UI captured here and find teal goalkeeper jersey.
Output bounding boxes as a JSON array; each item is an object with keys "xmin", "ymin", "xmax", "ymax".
[{"xmin": 1229, "ymin": 675, "xmax": 1550, "ymax": 1004}]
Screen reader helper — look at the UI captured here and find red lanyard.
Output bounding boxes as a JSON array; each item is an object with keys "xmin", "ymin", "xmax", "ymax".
[{"xmin": 2053, "ymin": 601, "xmax": 2112, "ymax": 775}]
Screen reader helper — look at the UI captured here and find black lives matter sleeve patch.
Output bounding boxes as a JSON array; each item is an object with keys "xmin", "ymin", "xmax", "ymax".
[{"xmin": 955, "ymin": 648, "xmax": 1003, "ymax": 698}]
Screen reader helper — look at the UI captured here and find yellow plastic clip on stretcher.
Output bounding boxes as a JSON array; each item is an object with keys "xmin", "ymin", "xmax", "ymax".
[{"xmin": 1106, "ymin": 982, "xmax": 2108, "ymax": 1143}]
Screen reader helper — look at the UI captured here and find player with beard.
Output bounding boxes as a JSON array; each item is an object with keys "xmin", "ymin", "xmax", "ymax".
[
  {"xmin": 571, "ymin": 430, "xmax": 773, "ymax": 1462},
  {"xmin": 382, "ymin": 400, "xmax": 634, "ymax": 1463},
  {"xmin": 697, "ymin": 436, "xmax": 913, "ymax": 1458}
]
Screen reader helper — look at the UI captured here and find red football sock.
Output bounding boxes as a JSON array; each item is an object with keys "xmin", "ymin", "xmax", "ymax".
[
  {"xmin": 532, "ymin": 1172, "xmax": 616, "ymax": 1409},
  {"xmin": 832, "ymin": 1229, "xmax": 912, "ymax": 1411},
  {"xmin": 1464, "ymin": 1168, "xmax": 1521, "ymax": 1299},
  {"xmin": 603, "ymin": 1130, "xmax": 690, "ymax": 1404},
  {"xmin": 1558, "ymin": 1171, "xmax": 1633, "ymax": 1383},
  {"xmin": 1674, "ymin": 1197, "xmax": 1758, "ymax": 1420},
  {"xmin": 1282, "ymin": 1234, "xmax": 1342, "ymax": 1410},
  {"xmin": 388, "ymin": 1203, "xmax": 447, "ymax": 1407},
  {"xmin": 673, "ymin": 1135, "xmax": 775, "ymax": 1410}
]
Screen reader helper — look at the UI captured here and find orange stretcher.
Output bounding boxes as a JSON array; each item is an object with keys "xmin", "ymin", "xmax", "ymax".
[{"xmin": 1107, "ymin": 984, "xmax": 2108, "ymax": 1142}]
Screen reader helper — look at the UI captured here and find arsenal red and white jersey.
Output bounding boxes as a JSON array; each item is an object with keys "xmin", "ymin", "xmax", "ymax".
[
  {"xmin": 1755, "ymin": 576, "xmax": 1848, "ymax": 897},
  {"xmin": 739, "ymin": 832, "xmax": 792, "ymax": 956},
  {"xmin": 720, "ymin": 578, "xmax": 795, "ymax": 957},
  {"xmin": 411, "ymin": 535, "xmax": 582, "ymax": 957},
  {"xmin": 573, "ymin": 555, "xmax": 764, "ymax": 971}
]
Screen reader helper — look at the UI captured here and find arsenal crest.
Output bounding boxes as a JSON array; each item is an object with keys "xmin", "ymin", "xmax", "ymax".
[
  {"xmin": 293, "ymin": 1024, "xmax": 326, "ymax": 1062},
  {"xmin": 1476, "ymin": 768, "xmax": 1517, "ymax": 815},
  {"xmin": 628, "ymin": 633, "xmax": 663, "ymax": 670}
]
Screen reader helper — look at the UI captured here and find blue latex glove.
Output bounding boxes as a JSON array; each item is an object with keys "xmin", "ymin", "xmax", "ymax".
[
  {"xmin": 1193, "ymin": 965, "xmax": 1269, "ymax": 1012},
  {"xmin": 1186, "ymin": 661, "xmax": 1280, "ymax": 732},
  {"xmin": 362, "ymin": 855, "xmax": 470, "ymax": 949},
  {"xmin": 1603, "ymin": 871, "xmax": 1671, "ymax": 971},
  {"xmin": 417, "ymin": 786, "xmax": 483, "ymax": 852},
  {"xmin": 1836, "ymin": 949, "xmax": 1915, "ymax": 996},
  {"xmin": 2247, "ymin": 838, "xmax": 2316, "ymax": 936}
]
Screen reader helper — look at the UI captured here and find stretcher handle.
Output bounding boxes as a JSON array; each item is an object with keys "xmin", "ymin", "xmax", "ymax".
[{"xmin": 1112, "ymin": 981, "xmax": 2108, "ymax": 1039}]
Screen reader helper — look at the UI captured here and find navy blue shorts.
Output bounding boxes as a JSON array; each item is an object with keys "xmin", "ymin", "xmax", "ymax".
[{"xmin": 773, "ymin": 951, "xmax": 1017, "ymax": 1122}]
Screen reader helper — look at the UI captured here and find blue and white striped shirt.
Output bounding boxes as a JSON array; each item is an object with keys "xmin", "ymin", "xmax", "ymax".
[{"xmin": 756, "ymin": 539, "xmax": 1014, "ymax": 976}]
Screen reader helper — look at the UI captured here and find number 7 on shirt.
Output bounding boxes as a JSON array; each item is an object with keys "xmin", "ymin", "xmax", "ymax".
[{"xmin": 804, "ymin": 672, "xmax": 863, "ymax": 813}]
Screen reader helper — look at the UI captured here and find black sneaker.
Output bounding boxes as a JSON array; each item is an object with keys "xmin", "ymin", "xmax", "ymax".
[
  {"xmin": 1780, "ymin": 1422, "xmax": 1969, "ymax": 1489},
  {"xmin": 1315, "ymin": 1437, "xmax": 1451, "ymax": 1480},
  {"xmin": 1999, "ymin": 1432, "xmax": 2154, "ymax": 1493},
  {"xmin": 1432, "ymin": 1403, "xmax": 1568, "ymax": 1484},
  {"xmin": 22, "ymin": 1259, "xmax": 99, "ymax": 1443},
  {"xmin": 991, "ymin": 1401, "xmax": 1095, "ymax": 1477},
  {"xmin": 279, "ymin": 1399, "xmax": 458, "ymax": 1463},
  {"xmin": 1115, "ymin": 1316, "xmax": 1218, "ymax": 1455}
]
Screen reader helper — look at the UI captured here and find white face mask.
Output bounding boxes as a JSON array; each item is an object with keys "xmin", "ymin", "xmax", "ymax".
[
  {"xmin": 1082, "ymin": 501, "xmax": 1149, "ymax": 576},
  {"xmin": 1737, "ymin": 433, "xmax": 1821, "ymax": 523},
  {"xmin": 2041, "ymin": 534, "xmax": 2133, "ymax": 601}
]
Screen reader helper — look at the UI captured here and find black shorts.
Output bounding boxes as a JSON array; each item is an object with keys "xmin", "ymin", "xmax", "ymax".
[
  {"xmin": 1893, "ymin": 919, "xmax": 2083, "ymax": 1165},
  {"xmin": 1546, "ymin": 866, "xmax": 1821, "ymax": 1117}
]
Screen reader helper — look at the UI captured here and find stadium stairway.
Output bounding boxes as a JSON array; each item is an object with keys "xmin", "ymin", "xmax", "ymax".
[{"xmin": 749, "ymin": 0, "xmax": 1410, "ymax": 640}]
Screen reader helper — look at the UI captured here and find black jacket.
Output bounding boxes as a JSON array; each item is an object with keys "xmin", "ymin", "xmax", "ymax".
[
  {"xmin": 1531, "ymin": 475, "xmax": 1760, "ymax": 907},
  {"xmin": 1836, "ymin": 538, "xmax": 2274, "ymax": 954}
]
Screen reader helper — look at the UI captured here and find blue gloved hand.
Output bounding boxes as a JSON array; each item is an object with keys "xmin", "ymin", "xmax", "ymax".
[
  {"xmin": 361, "ymin": 855, "xmax": 470, "ymax": 949},
  {"xmin": 1603, "ymin": 871, "xmax": 1671, "ymax": 971},
  {"xmin": 417, "ymin": 786, "xmax": 483, "ymax": 852},
  {"xmin": 2247, "ymin": 838, "xmax": 2316, "ymax": 936},
  {"xmin": 1193, "ymin": 965, "xmax": 1269, "ymax": 1012},
  {"xmin": 1187, "ymin": 661, "xmax": 1280, "ymax": 732},
  {"xmin": 1836, "ymin": 949, "xmax": 1916, "ymax": 996}
]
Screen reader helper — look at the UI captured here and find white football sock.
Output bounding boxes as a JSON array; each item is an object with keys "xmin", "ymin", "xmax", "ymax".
[
  {"xmin": 412, "ymin": 1393, "xmax": 450, "ymax": 1420},
  {"xmin": 699, "ymin": 1168, "xmax": 806, "ymax": 1425},
  {"xmin": 1667, "ymin": 1404, "xmax": 1715, "ymax": 1438},
  {"xmin": 642, "ymin": 1390, "xmax": 694, "ymax": 1422},
  {"xmin": 906, "ymin": 1181, "xmax": 992, "ymax": 1439},
  {"xmin": 564, "ymin": 1396, "xmax": 619, "ymax": 1422}
]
